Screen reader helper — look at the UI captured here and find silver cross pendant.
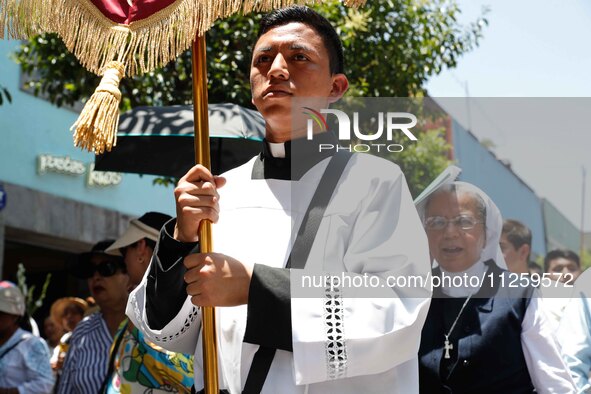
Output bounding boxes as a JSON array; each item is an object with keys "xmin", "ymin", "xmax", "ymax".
[{"xmin": 444, "ymin": 337, "xmax": 453, "ymax": 359}]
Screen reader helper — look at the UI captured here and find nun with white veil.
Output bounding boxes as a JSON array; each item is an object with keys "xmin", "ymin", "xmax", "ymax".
[{"xmin": 417, "ymin": 181, "xmax": 575, "ymax": 393}]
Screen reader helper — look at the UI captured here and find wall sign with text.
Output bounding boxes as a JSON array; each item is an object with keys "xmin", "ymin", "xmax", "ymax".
[{"xmin": 36, "ymin": 154, "xmax": 122, "ymax": 187}]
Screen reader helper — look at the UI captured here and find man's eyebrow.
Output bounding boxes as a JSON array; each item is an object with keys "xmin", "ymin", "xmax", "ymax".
[
  {"xmin": 254, "ymin": 44, "xmax": 313, "ymax": 53},
  {"xmin": 290, "ymin": 43, "xmax": 311, "ymax": 51},
  {"xmin": 255, "ymin": 46, "xmax": 273, "ymax": 53}
]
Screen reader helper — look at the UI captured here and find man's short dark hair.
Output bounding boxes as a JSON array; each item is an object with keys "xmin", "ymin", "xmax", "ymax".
[
  {"xmin": 502, "ymin": 219, "xmax": 532, "ymax": 261},
  {"xmin": 502, "ymin": 219, "xmax": 532, "ymax": 250},
  {"xmin": 256, "ymin": 6, "xmax": 344, "ymax": 74},
  {"xmin": 543, "ymin": 249, "xmax": 580, "ymax": 272}
]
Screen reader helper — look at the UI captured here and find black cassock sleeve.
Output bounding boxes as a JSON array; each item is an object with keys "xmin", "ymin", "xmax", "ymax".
[
  {"xmin": 146, "ymin": 219, "xmax": 198, "ymax": 330},
  {"xmin": 244, "ymin": 264, "xmax": 293, "ymax": 352}
]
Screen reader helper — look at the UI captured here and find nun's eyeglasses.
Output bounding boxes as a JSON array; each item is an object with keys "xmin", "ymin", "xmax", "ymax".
[{"xmin": 424, "ymin": 215, "xmax": 483, "ymax": 231}]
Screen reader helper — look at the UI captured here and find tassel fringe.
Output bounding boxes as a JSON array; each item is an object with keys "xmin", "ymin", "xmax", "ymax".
[
  {"xmin": 2, "ymin": 0, "xmax": 366, "ymax": 76},
  {"xmin": 72, "ymin": 61, "xmax": 124, "ymax": 154}
]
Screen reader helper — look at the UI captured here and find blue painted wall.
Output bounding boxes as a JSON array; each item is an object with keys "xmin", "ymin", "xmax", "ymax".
[
  {"xmin": 451, "ymin": 119, "xmax": 546, "ymax": 257},
  {"xmin": 0, "ymin": 40, "xmax": 176, "ymax": 218}
]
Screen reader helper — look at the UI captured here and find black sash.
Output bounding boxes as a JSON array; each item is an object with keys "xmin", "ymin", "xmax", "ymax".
[{"xmin": 241, "ymin": 151, "xmax": 353, "ymax": 394}]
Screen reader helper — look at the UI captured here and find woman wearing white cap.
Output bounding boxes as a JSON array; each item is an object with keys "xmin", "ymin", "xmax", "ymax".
[
  {"xmin": 102, "ymin": 212, "xmax": 195, "ymax": 394},
  {"xmin": 106, "ymin": 211, "xmax": 172, "ymax": 289},
  {"xmin": 0, "ymin": 281, "xmax": 54, "ymax": 393},
  {"xmin": 418, "ymin": 182, "xmax": 575, "ymax": 393}
]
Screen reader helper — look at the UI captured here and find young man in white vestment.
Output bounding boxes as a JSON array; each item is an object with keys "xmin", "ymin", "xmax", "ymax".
[{"xmin": 126, "ymin": 6, "xmax": 432, "ymax": 393}]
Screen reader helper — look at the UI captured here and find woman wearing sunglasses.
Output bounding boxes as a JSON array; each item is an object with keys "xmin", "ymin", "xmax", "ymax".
[
  {"xmin": 418, "ymin": 182, "xmax": 575, "ymax": 393},
  {"xmin": 56, "ymin": 240, "xmax": 130, "ymax": 394}
]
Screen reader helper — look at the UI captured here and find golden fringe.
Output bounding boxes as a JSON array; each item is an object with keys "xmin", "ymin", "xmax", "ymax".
[
  {"xmin": 2, "ymin": 0, "xmax": 366, "ymax": 77},
  {"xmin": 72, "ymin": 61, "xmax": 124, "ymax": 154},
  {"xmin": 0, "ymin": 0, "xmax": 6, "ymax": 39},
  {"xmin": 1, "ymin": 0, "xmax": 46, "ymax": 39}
]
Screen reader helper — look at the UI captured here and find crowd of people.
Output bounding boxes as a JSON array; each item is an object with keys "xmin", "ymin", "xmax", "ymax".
[
  {"xmin": 1, "ymin": 211, "xmax": 197, "ymax": 394},
  {"xmin": 1, "ymin": 5, "xmax": 590, "ymax": 394},
  {"xmin": 418, "ymin": 183, "xmax": 581, "ymax": 393}
]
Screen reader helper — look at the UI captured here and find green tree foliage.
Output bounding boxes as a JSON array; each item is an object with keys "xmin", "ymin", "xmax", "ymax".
[
  {"xmin": 14, "ymin": 0, "xmax": 486, "ymax": 108},
  {"xmin": 16, "ymin": 263, "xmax": 52, "ymax": 317},
  {"xmin": 317, "ymin": 0, "xmax": 487, "ymax": 97},
  {"xmin": 397, "ymin": 128, "xmax": 452, "ymax": 198},
  {"xmin": 13, "ymin": 0, "xmax": 486, "ymax": 193},
  {"xmin": 581, "ymin": 249, "xmax": 591, "ymax": 270}
]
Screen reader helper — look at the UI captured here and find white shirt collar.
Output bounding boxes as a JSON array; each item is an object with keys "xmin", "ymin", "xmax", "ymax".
[{"xmin": 267, "ymin": 142, "xmax": 286, "ymax": 158}]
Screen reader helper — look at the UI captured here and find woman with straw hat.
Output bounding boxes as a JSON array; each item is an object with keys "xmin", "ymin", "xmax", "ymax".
[{"xmin": 49, "ymin": 297, "xmax": 87, "ymax": 378}]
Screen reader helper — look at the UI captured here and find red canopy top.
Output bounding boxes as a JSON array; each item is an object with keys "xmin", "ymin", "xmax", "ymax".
[{"xmin": 91, "ymin": 0, "xmax": 178, "ymax": 25}]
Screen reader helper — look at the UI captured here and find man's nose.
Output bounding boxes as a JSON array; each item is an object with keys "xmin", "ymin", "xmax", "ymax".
[
  {"xmin": 268, "ymin": 53, "xmax": 289, "ymax": 80},
  {"xmin": 561, "ymin": 267, "xmax": 572, "ymax": 274}
]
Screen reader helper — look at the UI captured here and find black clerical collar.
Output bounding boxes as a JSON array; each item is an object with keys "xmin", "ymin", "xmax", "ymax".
[{"xmin": 252, "ymin": 132, "xmax": 338, "ymax": 180}]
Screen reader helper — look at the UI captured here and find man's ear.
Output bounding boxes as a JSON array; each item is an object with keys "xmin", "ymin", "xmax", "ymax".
[
  {"xmin": 518, "ymin": 244, "xmax": 530, "ymax": 261},
  {"xmin": 328, "ymin": 74, "xmax": 349, "ymax": 104}
]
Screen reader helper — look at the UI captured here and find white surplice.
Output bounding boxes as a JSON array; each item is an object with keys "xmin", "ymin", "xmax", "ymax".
[{"xmin": 127, "ymin": 153, "xmax": 432, "ymax": 393}]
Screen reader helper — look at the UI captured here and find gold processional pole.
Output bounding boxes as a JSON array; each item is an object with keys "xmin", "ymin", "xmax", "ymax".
[{"xmin": 191, "ymin": 34, "xmax": 220, "ymax": 394}]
